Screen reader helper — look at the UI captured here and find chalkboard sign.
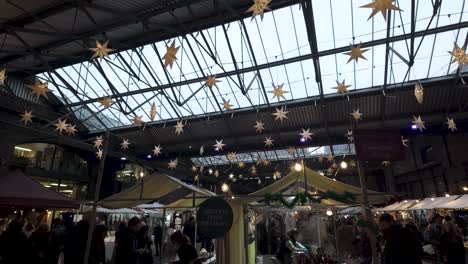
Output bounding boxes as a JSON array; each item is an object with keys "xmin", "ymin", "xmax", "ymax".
[{"xmin": 196, "ymin": 197, "xmax": 233, "ymax": 239}]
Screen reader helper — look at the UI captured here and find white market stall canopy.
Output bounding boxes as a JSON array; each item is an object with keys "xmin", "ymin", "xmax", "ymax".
[
  {"xmin": 409, "ymin": 196, "xmax": 460, "ymax": 210},
  {"xmin": 377, "ymin": 200, "xmax": 419, "ymax": 212},
  {"xmin": 435, "ymin": 194, "xmax": 468, "ymax": 209}
]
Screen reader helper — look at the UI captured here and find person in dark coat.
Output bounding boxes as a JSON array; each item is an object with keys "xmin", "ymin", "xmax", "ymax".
[
  {"xmin": 30, "ymin": 224, "xmax": 50, "ymax": 264},
  {"xmin": 64, "ymin": 220, "xmax": 89, "ymax": 264},
  {"xmin": 137, "ymin": 225, "xmax": 153, "ymax": 264},
  {"xmin": 378, "ymin": 213, "xmax": 422, "ymax": 264},
  {"xmin": 440, "ymin": 217, "xmax": 465, "ymax": 264},
  {"xmin": 170, "ymin": 230, "xmax": 199, "ymax": 264},
  {"xmin": 115, "ymin": 217, "xmax": 143, "ymax": 264},
  {"xmin": 89, "ymin": 225, "xmax": 108, "ymax": 264},
  {"xmin": 0, "ymin": 220, "xmax": 32, "ymax": 264},
  {"xmin": 153, "ymin": 223, "xmax": 163, "ymax": 256},
  {"xmin": 183, "ymin": 216, "xmax": 196, "ymax": 245}
]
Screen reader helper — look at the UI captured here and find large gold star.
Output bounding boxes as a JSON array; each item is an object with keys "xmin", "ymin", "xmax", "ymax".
[
  {"xmin": 163, "ymin": 41, "xmax": 180, "ymax": 69},
  {"xmin": 66, "ymin": 124, "xmax": 77, "ymax": 136},
  {"xmin": 327, "ymin": 154, "xmax": 335, "ymax": 163},
  {"xmin": 120, "ymin": 139, "xmax": 130, "ymax": 150},
  {"xmin": 168, "ymin": 159, "xmax": 178, "ymax": 170},
  {"xmin": 133, "ymin": 115, "xmax": 143, "ymax": 126},
  {"xmin": 344, "ymin": 43, "xmax": 369, "ymax": 63},
  {"xmin": 150, "ymin": 103, "xmax": 157, "ymax": 121},
  {"xmin": 54, "ymin": 119, "xmax": 68, "ymax": 134},
  {"xmin": 254, "ymin": 120, "xmax": 265, "ymax": 133},
  {"xmin": 152, "ymin": 145, "xmax": 162, "ymax": 156},
  {"xmin": 20, "ymin": 110, "xmax": 33, "ymax": 125},
  {"xmin": 0, "ymin": 68, "xmax": 7, "ymax": 85},
  {"xmin": 334, "ymin": 80, "xmax": 351, "ymax": 94},
  {"xmin": 272, "ymin": 107, "xmax": 289, "ymax": 122},
  {"xmin": 89, "ymin": 40, "xmax": 115, "ymax": 60},
  {"xmin": 27, "ymin": 80, "xmax": 51, "ymax": 99},
  {"xmin": 222, "ymin": 98, "xmax": 233, "ymax": 110},
  {"xmin": 414, "ymin": 82, "xmax": 424, "ymax": 104},
  {"xmin": 174, "ymin": 120, "xmax": 185, "ymax": 135},
  {"xmin": 213, "ymin": 139, "xmax": 226, "ymax": 151},
  {"xmin": 446, "ymin": 117, "xmax": 457, "ymax": 132},
  {"xmin": 245, "ymin": 0, "xmax": 271, "ymax": 21},
  {"xmin": 205, "ymin": 75, "xmax": 220, "ymax": 89},
  {"xmin": 96, "ymin": 149, "xmax": 103, "ymax": 160},
  {"xmin": 99, "ymin": 97, "xmax": 112, "ymax": 108},
  {"xmin": 448, "ymin": 43, "xmax": 468, "ymax": 67},
  {"xmin": 351, "ymin": 109, "xmax": 363, "ymax": 121},
  {"xmin": 262, "ymin": 159, "xmax": 270, "ymax": 167},
  {"xmin": 93, "ymin": 136, "xmax": 104, "ymax": 148},
  {"xmin": 227, "ymin": 152, "xmax": 237, "ymax": 162},
  {"xmin": 238, "ymin": 161, "xmax": 246, "ymax": 168},
  {"xmin": 349, "ymin": 160, "xmax": 357, "ymax": 168},
  {"xmin": 412, "ymin": 115, "xmax": 426, "ymax": 131},
  {"xmin": 299, "ymin": 128, "xmax": 314, "ymax": 141},
  {"xmin": 361, "ymin": 0, "xmax": 402, "ymax": 20},
  {"xmin": 264, "ymin": 137, "xmax": 274, "ymax": 147},
  {"xmin": 269, "ymin": 82, "xmax": 288, "ymax": 101}
]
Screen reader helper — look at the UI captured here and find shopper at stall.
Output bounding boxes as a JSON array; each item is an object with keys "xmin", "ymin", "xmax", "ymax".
[
  {"xmin": 182, "ymin": 216, "xmax": 196, "ymax": 245},
  {"xmin": 351, "ymin": 226, "xmax": 371, "ymax": 264},
  {"xmin": 0, "ymin": 219, "xmax": 32, "ymax": 264},
  {"xmin": 64, "ymin": 220, "xmax": 89, "ymax": 264},
  {"xmin": 425, "ymin": 213, "xmax": 443, "ymax": 261},
  {"xmin": 170, "ymin": 230, "xmax": 199, "ymax": 264},
  {"xmin": 50, "ymin": 218, "xmax": 67, "ymax": 264},
  {"xmin": 30, "ymin": 224, "xmax": 50, "ymax": 264},
  {"xmin": 137, "ymin": 225, "xmax": 153, "ymax": 264},
  {"xmin": 115, "ymin": 216, "xmax": 143, "ymax": 264},
  {"xmin": 378, "ymin": 213, "xmax": 422, "ymax": 264},
  {"xmin": 276, "ymin": 229, "xmax": 308, "ymax": 264},
  {"xmin": 89, "ymin": 225, "xmax": 108, "ymax": 264},
  {"xmin": 440, "ymin": 217, "xmax": 465, "ymax": 264}
]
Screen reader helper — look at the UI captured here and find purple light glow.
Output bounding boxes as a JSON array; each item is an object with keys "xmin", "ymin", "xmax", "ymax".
[
  {"xmin": 300, "ymin": 137, "xmax": 306, "ymax": 143},
  {"xmin": 214, "ymin": 147, "xmax": 220, "ymax": 152},
  {"xmin": 146, "ymin": 154, "xmax": 152, "ymax": 159},
  {"xmin": 411, "ymin": 124, "xmax": 418, "ymax": 130}
]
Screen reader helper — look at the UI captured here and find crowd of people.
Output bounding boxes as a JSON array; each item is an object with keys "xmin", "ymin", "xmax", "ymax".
[{"xmin": 0, "ymin": 215, "xmax": 207, "ymax": 264}]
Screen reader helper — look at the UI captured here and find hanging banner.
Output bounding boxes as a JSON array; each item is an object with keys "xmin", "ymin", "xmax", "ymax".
[
  {"xmin": 196, "ymin": 197, "xmax": 233, "ymax": 239},
  {"xmin": 354, "ymin": 129, "xmax": 404, "ymax": 161}
]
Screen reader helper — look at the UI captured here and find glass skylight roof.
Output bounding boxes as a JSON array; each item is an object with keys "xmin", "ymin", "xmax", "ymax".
[{"xmin": 38, "ymin": 1, "xmax": 468, "ymax": 131}]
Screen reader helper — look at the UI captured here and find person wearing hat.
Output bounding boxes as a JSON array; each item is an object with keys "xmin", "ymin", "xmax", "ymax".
[{"xmin": 275, "ymin": 229, "xmax": 308, "ymax": 264}]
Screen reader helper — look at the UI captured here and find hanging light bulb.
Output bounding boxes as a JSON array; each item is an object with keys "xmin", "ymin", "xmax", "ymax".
[
  {"xmin": 258, "ymin": 179, "xmax": 261, "ymax": 184},
  {"xmin": 326, "ymin": 210, "xmax": 333, "ymax": 216},
  {"xmin": 340, "ymin": 161, "xmax": 348, "ymax": 169},
  {"xmin": 221, "ymin": 183, "xmax": 229, "ymax": 193},
  {"xmin": 139, "ymin": 171, "xmax": 145, "ymax": 178},
  {"xmin": 208, "ymin": 168, "xmax": 213, "ymax": 175},
  {"xmin": 294, "ymin": 162, "xmax": 303, "ymax": 172},
  {"xmin": 229, "ymin": 173, "xmax": 234, "ymax": 179}
]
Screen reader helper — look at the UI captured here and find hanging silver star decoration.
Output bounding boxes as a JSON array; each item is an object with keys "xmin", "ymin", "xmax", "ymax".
[
  {"xmin": 264, "ymin": 137, "xmax": 274, "ymax": 147},
  {"xmin": 254, "ymin": 120, "xmax": 265, "ymax": 133},
  {"xmin": 120, "ymin": 139, "xmax": 130, "ymax": 150},
  {"xmin": 93, "ymin": 136, "xmax": 104, "ymax": 149},
  {"xmin": 152, "ymin": 145, "xmax": 162, "ymax": 156},
  {"xmin": 213, "ymin": 140, "xmax": 226, "ymax": 151},
  {"xmin": 299, "ymin": 128, "xmax": 314, "ymax": 141},
  {"xmin": 446, "ymin": 117, "xmax": 457, "ymax": 132},
  {"xmin": 168, "ymin": 159, "xmax": 178, "ymax": 170},
  {"xmin": 412, "ymin": 115, "xmax": 426, "ymax": 132},
  {"xmin": 401, "ymin": 137, "xmax": 409, "ymax": 147}
]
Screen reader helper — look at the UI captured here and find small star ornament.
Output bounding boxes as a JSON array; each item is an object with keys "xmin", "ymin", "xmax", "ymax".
[
  {"xmin": 28, "ymin": 80, "xmax": 51, "ymax": 99},
  {"xmin": 227, "ymin": 152, "xmax": 237, "ymax": 162},
  {"xmin": 326, "ymin": 167, "xmax": 334, "ymax": 175},
  {"xmin": 256, "ymin": 158, "xmax": 264, "ymax": 166},
  {"xmin": 150, "ymin": 103, "xmax": 157, "ymax": 121},
  {"xmin": 414, "ymin": 82, "xmax": 424, "ymax": 104},
  {"xmin": 205, "ymin": 75, "xmax": 220, "ymax": 89},
  {"xmin": 401, "ymin": 137, "xmax": 409, "ymax": 147},
  {"xmin": 288, "ymin": 146, "xmax": 296, "ymax": 156},
  {"xmin": 174, "ymin": 120, "xmax": 185, "ymax": 135},
  {"xmin": 194, "ymin": 175, "xmax": 199, "ymax": 182},
  {"xmin": 66, "ymin": 124, "xmax": 77, "ymax": 136},
  {"xmin": 331, "ymin": 163, "xmax": 338, "ymax": 169},
  {"xmin": 246, "ymin": 0, "xmax": 271, "ymax": 21},
  {"xmin": 272, "ymin": 107, "xmax": 289, "ymax": 122},
  {"xmin": 168, "ymin": 159, "xmax": 178, "ymax": 170},
  {"xmin": 96, "ymin": 149, "xmax": 103, "ymax": 160},
  {"xmin": 318, "ymin": 155, "xmax": 324, "ymax": 163},
  {"xmin": 93, "ymin": 136, "xmax": 104, "ymax": 148},
  {"xmin": 99, "ymin": 97, "xmax": 112, "ymax": 108},
  {"xmin": 382, "ymin": 161, "xmax": 391, "ymax": 167},
  {"xmin": 120, "ymin": 139, "xmax": 130, "ymax": 150},
  {"xmin": 254, "ymin": 120, "xmax": 265, "ymax": 133},
  {"xmin": 448, "ymin": 43, "xmax": 468, "ymax": 67},
  {"xmin": 200, "ymin": 165, "xmax": 205, "ymax": 173},
  {"xmin": 360, "ymin": 0, "xmax": 402, "ymax": 20},
  {"xmin": 238, "ymin": 161, "xmax": 245, "ymax": 168},
  {"xmin": 262, "ymin": 159, "xmax": 270, "ymax": 167},
  {"xmin": 264, "ymin": 137, "xmax": 274, "ymax": 147},
  {"xmin": 300, "ymin": 128, "xmax": 314, "ymax": 141},
  {"xmin": 54, "ymin": 119, "xmax": 68, "ymax": 134},
  {"xmin": 222, "ymin": 98, "xmax": 233, "ymax": 110},
  {"xmin": 0, "ymin": 68, "xmax": 7, "ymax": 85},
  {"xmin": 213, "ymin": 139, "xmax": 226, "ymax": 151},
  {"xmin": 133, "ymin": 115, "xmax": 143, "ymax": 126},
  {"xmin": 250, "ymin": 166, "xmax": 257, "ymax": 175},
  {"xmin": 334, "ymin": 80, "xmax": 351, "ymax": 94},
  {"xmin": 191, "ymin": 165, "xmax": 197, "ymax": 172},
  {"xmin": 412, "ymin": 115, "xmax": 426, "ymax": 131},
  {"xmin": 20, "ymin": 110, "xmax": 33, "ymax": 125},
  {"xmin": 214, "ymin": 170, "xmax": 219, "ymax": 177},
  {"xmin": 152, "ymin": 145, "xmax": 162, "ymax": 156},
  {"xmin": 89, "ymin": 40, "xmax": 115, "ymax": 59},
  {"xmin": 345, "ymin": 130, "xmax": 354, "ymax": 143},
  {"xmin": 351, "ymin": 109, "xmax": 363, "ymax": 121},
  {"xmin": 327, "ymin": 154, "xmax": 335, "ymax": 163},
  {"xmin": 446, "ymin": 118, "xmax": 457, "ymax": 132},
  {"xmin": 269, "ymin": 82, "xmax": 288, "ymax": 101},
  {"xmin": 163, "ymin": 41, "xmax": 180, "ymax": 69},
  {"xmin": 349, "ymin": 160, "xmax": 357, "ymax": 168},
  {"xmin": 344, "ymin": 43, "xmax": 369, "ymax": 63}
]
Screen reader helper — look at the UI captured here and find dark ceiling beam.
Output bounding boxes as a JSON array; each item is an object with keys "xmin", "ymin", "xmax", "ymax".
[{"xmin": 63, "ymin": 21, "xmax": 468, "ymax": 108}]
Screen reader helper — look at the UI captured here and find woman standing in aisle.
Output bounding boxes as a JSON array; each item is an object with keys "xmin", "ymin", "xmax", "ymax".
[{"xmin": 440, "ymin": 217, "xmax": 465, "ymax": 264}]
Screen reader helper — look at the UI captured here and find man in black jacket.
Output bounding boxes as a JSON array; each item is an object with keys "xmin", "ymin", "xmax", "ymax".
[{"xmin": 115, "ymin": 217, "xmax": 143, "ymax": 264}]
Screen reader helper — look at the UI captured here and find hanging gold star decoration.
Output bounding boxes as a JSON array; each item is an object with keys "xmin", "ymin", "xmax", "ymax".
[
  {"xmin": 331, "ymin": 163, "xmax": 338, "ymax": 169},
  {"xmin": 412, "ymin": 115, "xmax": 426, "ymax": 131},
  {"xmin": 326, "ymin": 167, "xmax": 334, "ymax": 175},
  {"xmin": 133, "ymin": 115, "xmax": 143, "ymax": 126},
  {"xmin": 446, "ymin": 117, "xmax": 457, "ymax": 132},
  {"xmin": 382, "ymin": 161, "xmax": 391, "ymax": 167},
  {"xmin": 227, "ymin": 152, "xmax": 237, "ymax": 162},
  {"xmin": 194, "ymin": 175, "xmax": 199, "ymax": 182},
  {"xmin": 200, "ymin": 165, "xmax": 205, "ymax": 173},
  {"xmin": 256, "ymin": 158, "xmax": 264, "ymax": 166},
  {"xmin": 204, "ymin": 75, "xmax": 220, "ymax": 89},
  {"xmin": 272, "ymin": 107, "xmax": 289, "ymax": 122},
  {"xmin": 300, "ymin": 128, "xmax": 314, "ymax": 141},
  {"xmin": 120, "ymin": 139, "xmax": 130, "ymax": 150},
  {"xmin": 213, "ymin": 139, "xmax": 226, "ymax": 151},
  {"xmin": 288, "ymin": 146, "xmax": 296, "ymax": 157},
  {"xmin": 345, "ymin": 130, "xmax": 354, "ymax": 143},
  {"xmin": 150, "ymin": 103, "xmax": 157, "ymax": 121},
  {"xmin": 191, "ymin": 165, "xmax": 197, "ymax": 172},
  {"xmin": 214, "ymin": 170, "xmax": 220, "ymax": 177},
  {"xmin": 152, "ymin": 145, "xmax": 162, "ymax": 156},
  {"xmin": 20, "ymin": 110, "xmax": 33, "ymax": 125},
  {"xmin": 349, "ymin": 160, "xmax": 357, "ymax": 168},
  {"xmin": 401, "ymin": 137, "xmax": 409, "ymax": 147},
  {"xmin": 174, "ymin": 120, "xmax": 185, "ymax": 135},
  {"xmin": 414, "ymin": 82, "xmax": 424, "ymax": 104},
  {"xmin": 222, "ymin": 98, "xmax": 233, "ymax": 110},
  {"xmin": 27, "ymin": 80, "xmax": 51, "ymax": 99},
  {"xmin": 93, "ymin": 136, "xmax": 104, "ymax": 148},
  {"xmin": 238, "ymin": 161, "xmax": 245, "ymax": 168},
  {"xmin": 264, "ymin": 137, "xmax": 274, "ymax": 147},
  {"xmin": 163, "ymin": 41, "xmax": 180, "ymax": 69},
  {"xmin": 246, "ymin": 0, "xmax": 271, "ymax": 21},
  {"xmin": 262, "ymin": 159, "xmax": 270, "ymax": 167},
  {"xmin": 89, "ymin": 40, "xmax": 115, "ymax": 59},
  {"xmin": 99, "ymin": 97, "xmax": 112, "ymax": 108},
  {"xmin": 66, "ymin": 124, "xmax": 77, "ymax": 136},
  {"xmin": 168, "ymin": 159, "xmax": 178, "ymax": 170},
  {"xmin": 351, "ymin": 109, "xmax": 363, "ymax": 121},
  {"xmin": 54, "ymin": 119, "xmax": 68, "ymax": 135},
  {"xmin": 250, "ymin": 166, "xmax": 257, "ymax": 175},
  {"xmin": 254, "ymin": 120, "xmax": 265, "ymax": 133},
  {"xmin": 327, "ymin": 154, "xmax": 335, "ymax": 163},
  {"xmin": 360, "ymin": 0, "xmax": 402, "ymax": 20},
  {"xmin": 269, "ymin": 82, "xmax": 288, "ymax": 101},
  {"xmin": 318, "ymin": 155, "xmax": 324, "ymax": 163},
  {"xmin": 0, "ymin": 68, "xmax": 7, "ymax": 85},
  {"xmin": 344, "ymin": 43, "xmax": 369, "ymax": 63},
  {"xmin": 333, "ymin": 80, "xmax": 351, "ymax": 94},
  {"xmin": 448, "ymin": 43, "xmax": 468, "ymax": 67},
  {"xmin": 96, "ymin": 149, "xmax": 103, "ymax": 160}
]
